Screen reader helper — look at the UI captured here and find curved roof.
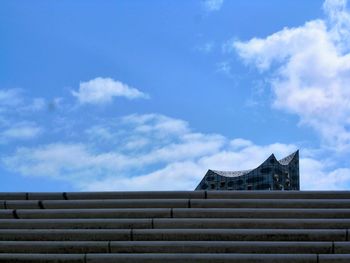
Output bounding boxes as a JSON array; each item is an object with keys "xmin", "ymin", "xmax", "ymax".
[
  {"xmin": 209, "ymin": 150, "xmax": 299, "ymax": 178},
  {"xmin": 210, "ymin": 169, "xmax": 253, "ymax": 178},
  {"xmin": 278, "ymin": 150, "xmax": 299, "ymax": 165}
]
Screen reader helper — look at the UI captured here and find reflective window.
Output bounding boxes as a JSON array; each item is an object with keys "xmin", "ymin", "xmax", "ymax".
[{"xmin": 260, "ymin": 167, "xmax": 271, "ymax": 174}]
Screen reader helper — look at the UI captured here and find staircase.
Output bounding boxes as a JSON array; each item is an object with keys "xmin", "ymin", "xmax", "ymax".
[{"xmin": 1, "ymin": 191, "xmax": 350, "ymax": 262}]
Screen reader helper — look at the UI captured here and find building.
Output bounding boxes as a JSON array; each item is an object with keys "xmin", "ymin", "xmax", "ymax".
[{"xmin": 195, "ymin": 150, "xmax": 299, "ymax": 191}]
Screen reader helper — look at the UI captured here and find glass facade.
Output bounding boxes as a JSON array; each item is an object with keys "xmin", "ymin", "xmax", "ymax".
[{"xmin": 195, "ymin": 151, "xmax": 300, "ymax": 191}]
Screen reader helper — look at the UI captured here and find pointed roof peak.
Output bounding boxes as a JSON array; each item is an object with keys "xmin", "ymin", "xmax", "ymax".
[
  {"xmin": 264, "ymin": 153, "xmax": 277, "ymax": 161},
  {"xmin": 205, "ymin": 151, "xmax": 299, "ymax": 179},
  {"xmin": 278, "ymin": 150, "xmax": 299, "ymax": 165}
]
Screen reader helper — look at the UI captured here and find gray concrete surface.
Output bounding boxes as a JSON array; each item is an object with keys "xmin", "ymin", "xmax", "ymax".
[
  {"xmin": 41, "ymin": 199, "xmax": 189, "ymax": 209},
  {"xmin": 207, "ymin": 191, "xmax": 350, "ymax": 199},
  {"xmin": 190, "ymin": 199, "xmax": 350, "ymax": 208},
  {"xmin": 66, "ymin": 191, "xmax": 206, "ymax": 200},
  {"xmin": 319, "ymin": 254, "xmax": 350, "ymax": 262},
  {"xmin": 1, "ymin": 190, "xmax": 350, "ymax": 262},
  {"xmin": 1, "ymin": 218, "xmax": 350, "ymax": 229},
  {"xmin": 0, "ymin": 218, "xmax": 152, "ymax": 229},
  {"xmin": 4, "ymin": 198, "xmax": 350, "ymax": 209},
  {"xmin": 153, "ymin": 218, "xmax": 350, "ymax": 229},
  {"xmin": 0, "ymin": 229, "xmax": 131, "ymax": 241},
  {"xmin": 0, "ymin": 210, "xmax": 14, "ymax": 219},
  {"xmin": 0, "ymin": 254, "xmax": 84, "ymax": 263},
  {"xmin": 0, "ymin": 241, "xmax": 108, "ymax": 254},
  {"xmin": 110, "ymin": 241, "xmax": 333, "ymax": 254},
  {"xmin": 86, "ymin": 253, "xmax": 318, "ymax": 263},
  {"xmin": 0, "ymin": 193, "xmax": 27, "ymax": 200},
  {"xmin": 16, "ymin": 208, "xmax": 172, "ymax": 219},
  {"xmin": 172, "ymin": 208, "xmax": 350, "ymax": 218},
  {"xmin": 132, "ymin": 229, "xmax": 347, "ymax": 242}
]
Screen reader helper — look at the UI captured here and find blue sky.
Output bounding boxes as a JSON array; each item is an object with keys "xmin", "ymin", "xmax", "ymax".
[{"xmin": 1, "ymin": 0, "xmax": 350, "ymax": 191}]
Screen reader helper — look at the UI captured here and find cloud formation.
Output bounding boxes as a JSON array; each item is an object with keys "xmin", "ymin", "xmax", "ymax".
[
  {"xmin": 0, "ymin": 122, "xmax": 42, "ymax": 142},
  {"xmin": 233, "ymin": 0, "xmax": 350, "ymax": 151},
  {"xmin": 0, "ymin": 88, "xmax": 46, "ymax": 144},
  {"xmin": 0, "ymin": 89, "xmax": 23, "ymax": 109},
  {"xmin": 72, "ymin": 77, "xmax": 149, "ymax": 105},
  {"xmin": 203, "ymin": 0, "xmax": 224, "ymax": 12},
  {"xmin": 4, "ymin": 112, "xmax": 348, "ymax": 191}
]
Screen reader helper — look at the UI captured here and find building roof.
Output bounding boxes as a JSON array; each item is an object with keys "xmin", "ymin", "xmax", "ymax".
[
  {"xmin": 277, "ymin": 150, "xmax": 299, "ymax": 165},
  {"xmin": 210, "ymin": 169, "xmax": 253, "ymax": 177},
  {"xmin": 208, "ymin": 150, "xmax": 299, "ymax": 178}
]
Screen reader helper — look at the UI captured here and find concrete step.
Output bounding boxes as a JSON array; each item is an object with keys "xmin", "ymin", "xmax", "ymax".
[
  {"xmin": 14, "ymin": 208, "xmax": 171, "ymax": 219},
  {"xmin": 0, "ymin": 254, "xmax": 84, "ymax": 263},
  {"xmin": 0, "ymin": 229, "xmax": 130, "ymax": 241},
  {"xmin": 2, "ymin": 191, "xmax": 350, "ymax": 261},
  {"xmin": 0, "ymin": 229, "xmax": 346, "ymax": 241},
  {"xmin": 0, "ymin": 193, "xmax": 27, "ymax": 201},
  {"xmin": 0, "ymin": 218, "xmax": 152, "ymax": 229},
  {"xmin": 3, "ymin": 241, "xmax": 350, "ymax": 254},
  {"xmin": 4, "ymin": 200, "xmax": 40, "ymax": 209},
  {"xmin": 2, "ymin": 191, "xmax": 350, "ymax": 201},
  {"xmin": 109, "ymin": 241, "xmax": 346, "ymax": 254},
  {"xmin": 3, "ymin": 253, "xmax": 350, "ymax": 263},
  {"xmin": 206, "ymin": 191, "xmax": 350, "ymax": 199},
  {"xmin": 0, "ymin": 253, "xmax": 348, "ymax": 263},
  {"xmin": 0, "ymin": 191, "xmax": 206, "ymax": 201},
  {"xmin": 172, "ymin": 208, "xmax": 350, "ymax": 219},
  {"xmin": 5, "ymin": 208, "xmax": 350, "ymax": 219},
  {"xmin": 0, "ymin": 241, "xmax": 109, "ymax": 254},
  {"xmin": 1, "ymin": 218, "xmax": 350, "ymax": 229},
  {"xmin": 190, "ymin": 199, "xmax": 350, "ymax": 209},
  {"xmin": 86, "ymin": 253, "xmax": 350, "ymax": 263},
  {"xmin": 0, "ymin": 210, "xmax": 14, "ymax": 219},
  {"xmin": 131, "ymin": 229, "xmax": 347, "ymax": 242},
  {"xmin": 6, "ymin": 199, "xmax": 189, "ymax": 209},
  {"xmin": 152, "ymin": 218, "xmax": 350, "ymax": 229},
  {"xmin": 4, "ymin": 199, "xmax": 350, "ymax": 209}
]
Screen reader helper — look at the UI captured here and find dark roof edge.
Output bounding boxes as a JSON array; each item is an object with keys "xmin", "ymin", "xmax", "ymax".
[
  {"xmin": 207, "ymin": 150, "xmax": 299, "ymax": 178},
  {"xmin": 277, "ymin": 150, "xmax": 299, "ymax": 165}
]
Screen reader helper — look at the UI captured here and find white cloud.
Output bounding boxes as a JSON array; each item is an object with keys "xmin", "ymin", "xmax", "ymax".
[
  {"xmin": 301, "ymin": 157, "xmax": 350, "ymax": 190},
  {"xmin": 0, "ymin": 88, "xmax": 47, "ymax": 114},
  {"xmin": 0, "ymin": 89, "xmax": 46, "ymax": 111},
  {"xmin": 85, "ymin": 125, "xmax": 116, "ymax": 142},
  {"xmin": 25, "ymin": 98, "xmax": 46, "ymax": 111},
  {"xmin": 3, "ymin": 143, "xmax": 135, "ymax": 181},
  {"xmin": 124, "ymin": 137, "xmax": 150, "ymax": 150},
  {"xmin": 72, "ymin": 77, "xmax": 149, "ymax": 105},
  {"xmin": 323, "ymin": 0, "xmax": 350, "ymax": 51},
  {"xmin": 203, "ymin": 0, "xmax": 224, "ymax": 12},
  {"xmin": 4, "ymin": 112, "xmax": 347, "ymax": 191},
  {"xmin": 216, "ymin": 61, "xmax": 232, "ymax": 76},
  {"xmin": 0, "ymin": 89, "xmax": 46, "ymax": 144},
  {"xmin": 4, "ymin": 138, "xmax": 296, "ymax": 191},
  {"xmin": 0, "ymin": 122, "xmax": 42, "ymax": 143},
  {"xmin": 81, "ymin": 161, "xmax": 203, "ymax": 191},
  {"xmin": 198, "ymin": 142, "xmax": 296, "ymax": 172},
  {"xmin": 122, "ymin": 113, "xmax": 190, "ymax": 137},
  {"xmin": 139, "ymin": 133, "xmax": 225, "ymax": 164},
  {"xmin": 230, "ymin": 138, "xmax": 253, "ymax": 149},
  {"xmin": 233, "ymin": 0, "xmax": 350, "ymax": 151},
  {"xmin": 196, "ymin": 42, "xmax": 215, "ymax": 53},
  {"xmin": 0, "ymin": 89, "xmax": 23, "ymax": 108}
]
